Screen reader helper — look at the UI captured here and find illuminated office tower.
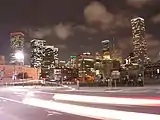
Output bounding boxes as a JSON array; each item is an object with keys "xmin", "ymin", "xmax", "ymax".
[
  {"xmin": 30, "ymin": 39, "xmax": 46, "ymax": 68},
  {"xmin": 53, "ymin": 47, "xmax": 59, "ymax": 67},
  {"xmin": 101, "ymin": 40, "xmax": 113, "ymax": 78},
  {"xmin": 10, "ymin": 32, "xmax": 24, "ymax": 64},
  {"xmin": 101, "ymin": 40, "xmax": 111, "ymax": 60},
  {"xmin": 111, "ymin": 42, "xmax": 122, "ymax": 63},
  {"xmin": 77, "ymin": 53, "xmax": 95, "ymax": 78},
  {"xmin": 66, "ymin": 56, "xmax": 77, "ymax": 68},
  {"xmin": 41, "ymin": 46, "xmax": 59, "ymax": 77},
  {"xmin": 42, "ymin": 46, "xmax": 55, "ymax": 76},
  {"xmin": 70, "ymin": 56, "xmax": 77, "ymax": 68},
  {"xmin": 131, "ymin": 17, "xmax": 148, "ymax": 63},
  {"xmin": 94, "ymin": 52, "xmax": 103, "ymax": 77}
]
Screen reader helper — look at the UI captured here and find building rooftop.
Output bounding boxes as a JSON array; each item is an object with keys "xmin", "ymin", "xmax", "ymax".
[
  {"xmin": 131, "ymin": 17, "xmax": 144, "ymax": 21},
  {"xmin": 31, "ymin": 39, "xmax": 46, "ymax": 42},
  {"xmin": 44, "ymin": 45, "xmax": 54, "ymax": 49},
  {"xmin": 10, "ymin": 32, "xmax": 24, "ymax": 36},
  {"xmin": 101, "ymin": 40, "xmax": 110, "ymax": 44}
]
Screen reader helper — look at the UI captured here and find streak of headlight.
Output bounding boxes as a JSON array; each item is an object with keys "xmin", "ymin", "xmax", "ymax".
[
  {"xmin": 23, "ymin": 98, "xmax": 160, "ymax": 120},
  {"xmin": 53, "ymin": 94, "xmax": 160, "ymax": 106}
]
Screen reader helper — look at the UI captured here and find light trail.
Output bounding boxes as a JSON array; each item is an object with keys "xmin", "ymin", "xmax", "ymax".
[{"xmin": 53, "ymin": 93, "xmax": 160, "ymax": 106}]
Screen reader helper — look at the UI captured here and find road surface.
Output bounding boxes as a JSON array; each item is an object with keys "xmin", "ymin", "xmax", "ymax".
[{"xmin": 0, "ymin": 86, "xmax": 160, "ymax": 120}]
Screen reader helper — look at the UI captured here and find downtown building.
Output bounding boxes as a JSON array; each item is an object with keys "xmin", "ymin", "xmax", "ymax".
[
  {"xmin": 41, "ymin": 46, "xmax": 59, "ymax": 78},
  {"xmin": 94, "ymin": 52, "xmax": 103, "ymax": 80},
  {"xmin": 131, "ymin": 17, "xmax": 149, "ymax": 64},
  {"xmin": 101, "ymin": 40, "xmax": 113, "ymax": 78},
  {"xmin": 55, "ymin": 60, "xmax": 78, "ymax": 82},
  {"xmin": 10, "ymin": 32, "xmax": 24, "ymax": 65},
  {"xmin": 30, "ymin": 39, "xmax": 59, "ymax": 78},
  {"xmin": 111, "ymin": 43, "xmax": 123, "ymax": 64},
  {"xmin": 76, "ymin": 53, "xmax": 95, "ymax": 81},
  {"xmin": 30, "ymin": 39, "xmax": 46, "ymax": 68},
  {"xmin": 56, "ymin": 57, "xmax": 78, "ymax": 82},
  {"xmin": 65, "ymin": 56, "xmax": 78, "ymax": 81},
  {"xmin": 7, "ymin": 33, "xmax": 40, "ymax": 80},
  {"xmin": 101, "ymin": 40, "xmax": 111, "ymax": 60},
  {"xmin": 100, "ymin": 40, "xmax": 121, "ymax": 78},
  {"xmin": 66, "ymin": 56, "xmax": 77, "ymax": 68}
]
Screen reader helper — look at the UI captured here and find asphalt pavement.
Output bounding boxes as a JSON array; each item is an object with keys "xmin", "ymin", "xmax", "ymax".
[{"xmin": 0, "ymin": 86, "xmax": 160, "ymax": 120}]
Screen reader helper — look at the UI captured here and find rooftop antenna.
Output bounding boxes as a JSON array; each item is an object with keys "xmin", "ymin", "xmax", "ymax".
[{"xmin": 113, "ymin": 38, "xmax": 115, "ymax": 52}]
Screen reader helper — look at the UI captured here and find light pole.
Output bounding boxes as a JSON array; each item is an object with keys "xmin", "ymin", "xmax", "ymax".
[{"xmin": 15, "ymin": 50, "xmax": 24, "ymax": 85}]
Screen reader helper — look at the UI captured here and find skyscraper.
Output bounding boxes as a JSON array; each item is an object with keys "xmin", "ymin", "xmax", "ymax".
[
  {"xmin": 94, "ymin": 52, "xmax": 103, "ymax": 77},
  {"xmin": 10, "ymin": 32, "xmax": 24, "ymax": 64},
  {"xmin": 30, "ymin": 39, "xmax": 46, "ymax": 68},
  {"xmin": 53, "ymin": 47, "xmax": 59, "ymax": 67},
  {"xmin": 131, "ymin": 17, "xmax": 147, "ymax": 63},
  {"xmin": 41, "ymin": 46, "xmax": 59, "ymax": 77},
  {"xmin": 101, "ymin": 40, "xmax": 111, "ymax": 60},
  {"xmin": 41, "ymin": 45, "xmax": 55, "ymax": 77},
  {"xmin": 101, "ymin": 40, "xmax": 114, "ymax": 78},
  {"xmin": 77, "ymin": 53, "xmax": 95, "ymax": 78},
  {"xmin": 111, "ymin": 42, "xmax": 122, "ymax": 63}
]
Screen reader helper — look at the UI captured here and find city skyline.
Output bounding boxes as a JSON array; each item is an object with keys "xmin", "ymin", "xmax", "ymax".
[
  {"xmin": 0, "ymin": 0, "xmax": 160, "ymax": 62},
  {"xmin": 0, "ymin": 2, "xmax": 160, "ymax": 120}
]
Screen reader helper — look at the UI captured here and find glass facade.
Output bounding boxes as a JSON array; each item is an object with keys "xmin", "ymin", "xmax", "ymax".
[
  {"xmin": 101, "ymin": 40, "xmax": 111, "ymax": 60},
  {"xmin": 78, "ymin": 55, "xmax": 95, "ymax": 77},
  {"xmin": 42, "ymin": 46, "xmax": 57, "ymax": 77},
  {"xmin": 131, "ymin": 17, "xmax": 147, "ymax": 63},
  {"xmin": 10, "ymin": 32, "xmax": 24, "ymax": 64},
  {"xmin": 30, "ymin": 39, "xmax": 46, "ymax": 68}
]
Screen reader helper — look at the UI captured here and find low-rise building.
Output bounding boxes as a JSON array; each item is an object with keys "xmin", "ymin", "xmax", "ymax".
[{"xmin": 0, "ymin": 65, "xmax": 40, "ymax": 83}]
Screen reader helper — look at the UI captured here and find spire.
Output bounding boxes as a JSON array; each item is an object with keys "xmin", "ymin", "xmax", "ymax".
[{"xmin": 112, "ymin": 38, "xmax": 115, "ymax": 52}]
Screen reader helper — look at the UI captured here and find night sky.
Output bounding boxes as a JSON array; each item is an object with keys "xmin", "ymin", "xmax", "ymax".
[{"xmin": 0, "ymin": 0, "xmax": 160, "ymax": 63}]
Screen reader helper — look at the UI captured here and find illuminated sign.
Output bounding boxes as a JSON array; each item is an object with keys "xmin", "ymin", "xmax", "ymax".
[{"xmin": 70, "ymin": 56, "xmax": 77, "ymax": 59}]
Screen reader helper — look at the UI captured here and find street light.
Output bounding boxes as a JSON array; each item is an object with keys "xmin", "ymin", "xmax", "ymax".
[
  {"xmin": 15, "ymin": 50, "xmax": 25, "ymax": 85},
  {"xmin": 15, "ymin": 51, "xmax": 24, "ymax": 63}
]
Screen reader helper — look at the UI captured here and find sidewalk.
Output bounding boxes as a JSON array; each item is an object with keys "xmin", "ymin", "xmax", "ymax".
[
  {"xmin": 68, "ymin": 85, "xmax": 160, "ymax": 92},
  {"xmin": 68, "ymin": 85, "xmax": 122, "ymax": 92}
]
